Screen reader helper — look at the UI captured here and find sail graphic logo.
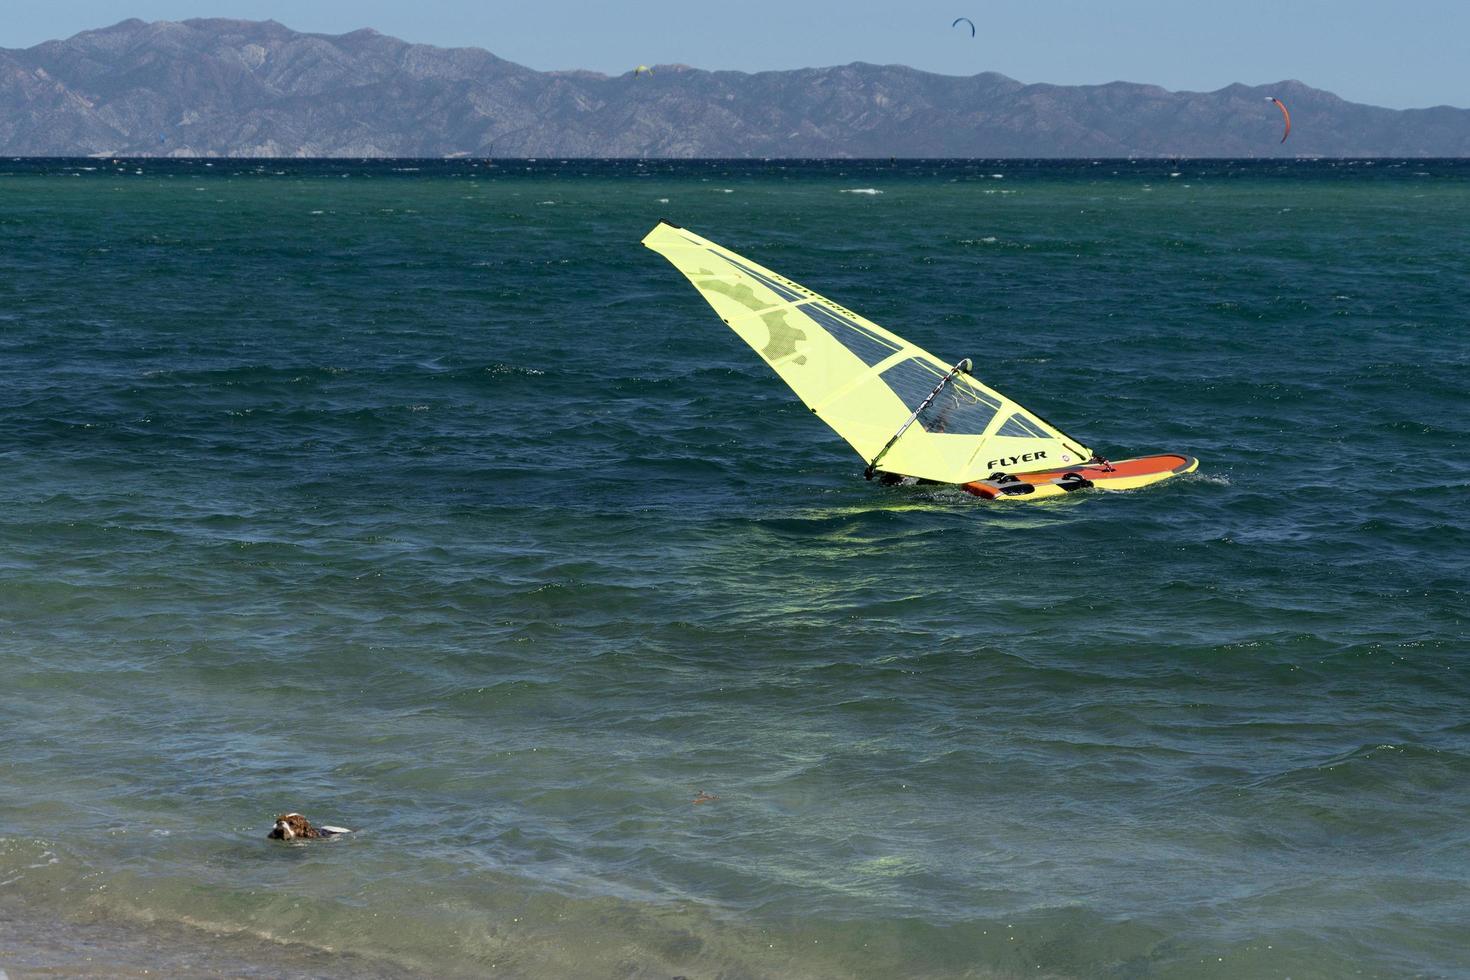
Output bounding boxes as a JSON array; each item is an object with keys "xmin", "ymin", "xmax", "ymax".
[{"xmin": 986, "ymin": 451, "xmax": 1047, "ymax": 470}]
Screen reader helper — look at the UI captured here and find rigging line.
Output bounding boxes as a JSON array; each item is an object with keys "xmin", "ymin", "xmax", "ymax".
[{"xmin": 864, "ymin": 358, "xmax": 973, "ymax": 480}]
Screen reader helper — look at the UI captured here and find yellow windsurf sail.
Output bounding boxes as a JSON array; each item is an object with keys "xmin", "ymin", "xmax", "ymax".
[{"xmin": 643, "ymin": 222, "xmax": 1093, "ymax": 484}]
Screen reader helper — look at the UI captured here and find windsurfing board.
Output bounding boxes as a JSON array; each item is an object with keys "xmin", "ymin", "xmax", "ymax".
[{"xmin": 962, "ymin": 454, "xmax": 1198, "ymax": 500}]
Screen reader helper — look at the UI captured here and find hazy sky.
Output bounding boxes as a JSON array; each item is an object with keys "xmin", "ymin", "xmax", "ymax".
[{"xmin": 5, "ymin": 1, "xmax": 1467, "ymax": 109}]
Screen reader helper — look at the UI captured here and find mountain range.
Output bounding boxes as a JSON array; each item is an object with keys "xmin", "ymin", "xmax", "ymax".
[{"xmin": 3, "ymin": 18, "xmax": 1468, "ymax": 158}]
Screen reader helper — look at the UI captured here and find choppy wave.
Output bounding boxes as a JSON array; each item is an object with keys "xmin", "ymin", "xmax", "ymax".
[{"xmin": 0, "ymin": 159, "xmax": 1467, "ymax": 978}]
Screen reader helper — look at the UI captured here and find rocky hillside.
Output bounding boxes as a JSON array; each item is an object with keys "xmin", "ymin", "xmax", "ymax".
[{"xmin": 2, "ymin": 18, "xmax": 1467, "ymax": 157}]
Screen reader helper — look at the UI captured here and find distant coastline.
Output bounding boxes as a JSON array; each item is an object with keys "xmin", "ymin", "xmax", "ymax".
[
  {"xmin": 6, "ymin": 155, "xmax": 1470, "ymax": 166},
  {"xmin": 3, "ymin": 18, "xmax": 1469, "ymax": 158}
]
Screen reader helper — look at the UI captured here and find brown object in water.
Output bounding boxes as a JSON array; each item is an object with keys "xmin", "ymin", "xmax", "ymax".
[
  {"xmin": 268, "ymin": 812, "xmax": 341, "ymax": 840},
  {"xmin": 692, "ymin": 791, "xmax": 718, "ymax": 805}
]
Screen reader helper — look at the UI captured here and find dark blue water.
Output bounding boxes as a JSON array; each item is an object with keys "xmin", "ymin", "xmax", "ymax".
[{"xmin": 0, "ymin": 158, "xmax": 1466, "ymax": 978}]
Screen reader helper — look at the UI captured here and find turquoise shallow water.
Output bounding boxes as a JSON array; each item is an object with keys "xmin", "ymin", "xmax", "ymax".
[{"xmin": 0, "ymin": 158, "xmax": 1467, "ymax": 978}]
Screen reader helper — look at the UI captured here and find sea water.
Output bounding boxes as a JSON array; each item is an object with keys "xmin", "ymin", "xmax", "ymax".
[{"xmin": 0, "ymin": 159, "xmax": 1466, "ymax": 978}]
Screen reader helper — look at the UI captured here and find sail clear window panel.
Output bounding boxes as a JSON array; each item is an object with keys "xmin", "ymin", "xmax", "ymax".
[
  {"xmin": 798, "ymin": 302, "xmax": 903, "ymax": 367},
  {"xmin": 879, "ymin": 358, "xmax": 1001, "ymax": 435},
  {"xmin": 718, "ymin": 252, "xmax": 805, "ymax": 303},
  {"xmin": 996, "ymin": 413, "xmax": 1052, "ymax": 439}
]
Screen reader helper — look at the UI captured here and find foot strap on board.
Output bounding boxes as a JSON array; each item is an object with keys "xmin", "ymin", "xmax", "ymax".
[
  {"xmin": 971, "ymin": 469, "xmax": 1093, "ymax": 499},
  {"xmin": 980, "ymin": 472, "xmax": 1035, "ymax": 496}
]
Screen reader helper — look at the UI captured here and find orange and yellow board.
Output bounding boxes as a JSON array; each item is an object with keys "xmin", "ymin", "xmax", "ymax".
[{"xmin": 964, "ymin": 454, "xmax": 1199, "ymax": 500}]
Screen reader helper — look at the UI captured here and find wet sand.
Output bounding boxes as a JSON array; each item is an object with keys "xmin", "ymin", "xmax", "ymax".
[{"xmin": 0, "ymin": 897, "xmax": 415, "ymax": 979}]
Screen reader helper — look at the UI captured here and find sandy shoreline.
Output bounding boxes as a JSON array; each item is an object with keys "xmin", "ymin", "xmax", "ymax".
[{"xmin": 0, "ymin": 897, "xmax": 416, "ymax": 979}]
